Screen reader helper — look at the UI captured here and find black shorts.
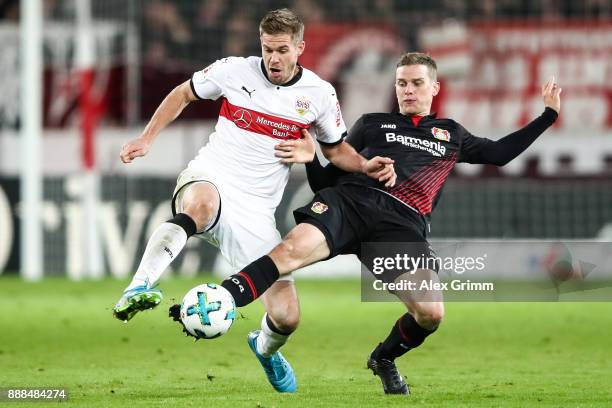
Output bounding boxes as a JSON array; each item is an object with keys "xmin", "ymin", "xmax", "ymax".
[{"xmin": 293, "ymin": 184, "xmax": 435, "ymax": 282}]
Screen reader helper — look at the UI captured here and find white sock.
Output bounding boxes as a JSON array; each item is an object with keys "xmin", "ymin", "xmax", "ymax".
[
  {"xmin": 256, "ymin": 313, "xmax": 290, "ymax": 357},
  {"xmin": 126, "ymin": 222, "xmax": 188, "ymax": 291}
]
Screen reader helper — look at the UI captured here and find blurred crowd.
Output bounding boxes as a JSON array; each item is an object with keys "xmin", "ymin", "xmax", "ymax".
[
  {"xmin": 137, "ymin": 0, "xmax": 612, "ymax": 71},
  {"xmin": 1, "ymin": 0, "xmax": 611, "ymax": 71}
]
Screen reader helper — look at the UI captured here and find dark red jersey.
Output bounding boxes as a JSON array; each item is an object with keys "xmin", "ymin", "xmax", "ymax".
[{"xmin": 307, "ymin": 108, "xmax": 558, "ymax": 216}]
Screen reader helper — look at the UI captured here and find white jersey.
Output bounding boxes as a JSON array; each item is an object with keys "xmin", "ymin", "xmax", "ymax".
[{"xmin": 188, "ymin": 56, "xmax": 347, "ymax": 211}]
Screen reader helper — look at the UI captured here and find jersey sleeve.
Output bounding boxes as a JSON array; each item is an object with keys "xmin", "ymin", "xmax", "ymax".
[
  {"xmin": 457, "ymin": 125, "xmax": 495, "ymax": 164},
  {"xmin": 458, "ymin": 108, "xmax": 558, "ymax": 165},
  {"xmin": 304, "ymin": 155, "xmax": 348, "ymax": 192},
  {"xmin": 190, "ymin": 59, "xmax": 228, "ymax": 100},
  {"xmin": 344, "ymin": 115, "xmax": 368, "ymax": 152},
  {"xmin": 313, "ymin": 85, "xmax": 347, "ymax": 146}
]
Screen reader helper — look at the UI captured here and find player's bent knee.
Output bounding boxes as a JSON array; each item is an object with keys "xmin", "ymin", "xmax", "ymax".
[
  {"xmin": 414, "ymin": 303, "xmax": 444, "ymax": 329},
  {"xmin": 183, "ymin": 197, "xmax": 217, "ymax": 216},
  {"xmin": 429, "ymin": 308, "xmax": 444, "ymax": 326},
  {"xmin": 182, "ymin": 200, "xmax": 217, "ymax": 231},
  {"xmin": 271, "ymin": 239, "xmax": 309, "ymax": 272}
]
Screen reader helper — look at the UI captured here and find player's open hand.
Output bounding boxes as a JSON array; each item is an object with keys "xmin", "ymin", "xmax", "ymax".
[
  {"xmin": 542, "ymin": 76, "xmax": 562, "ymax": 114},
  {"xmin": 120, "ymin": 137, "xmax": 151, "ymax": 163},
  {"xmin": 363, "ymin": 156, "xmax": 396, "ymax": 188},
  {"xmin": 274, "ymin": 128, "xmax": 316, "ymax": 164}
]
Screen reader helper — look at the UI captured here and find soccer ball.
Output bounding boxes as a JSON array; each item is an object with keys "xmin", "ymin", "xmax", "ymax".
[{"xmin": 180, "ymin": 283, "xmax": 236, "ymax": 339}]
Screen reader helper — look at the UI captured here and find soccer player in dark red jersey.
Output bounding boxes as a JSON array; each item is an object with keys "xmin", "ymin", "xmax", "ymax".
[{"xmin": 172, "ymin": 52, "xmax": 562, "ymax": 395}]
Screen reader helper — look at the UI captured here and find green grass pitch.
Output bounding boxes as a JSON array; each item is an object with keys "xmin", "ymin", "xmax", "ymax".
[{"xmin": 0, "ymin": 276, "xmax": 611, "ymax": 407}]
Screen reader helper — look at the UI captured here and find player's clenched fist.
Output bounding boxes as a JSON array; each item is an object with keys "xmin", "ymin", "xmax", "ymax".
[{"xmin": 120, "ymin": 137, "xmax": 151, "ymax": 163}]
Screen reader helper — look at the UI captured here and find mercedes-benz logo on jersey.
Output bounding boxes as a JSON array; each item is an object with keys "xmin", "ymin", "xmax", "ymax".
[{"xmin": 232, "ymin": 109, "xmax": 252, "ymax": 129}]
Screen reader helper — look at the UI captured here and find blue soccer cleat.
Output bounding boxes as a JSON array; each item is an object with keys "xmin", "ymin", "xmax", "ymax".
[
  {"xmin": 113, "ymin": 284, "xmax": 163, "ymax": 322},
  {"xmin": 247, "ymin": 330, "xmax": 297, "ymax": 393}
]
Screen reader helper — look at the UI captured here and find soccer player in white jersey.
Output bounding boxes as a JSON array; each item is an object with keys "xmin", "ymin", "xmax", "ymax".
[{"xmin": 112, "ymin": 9, "xmax": 396, "ymax": 393}]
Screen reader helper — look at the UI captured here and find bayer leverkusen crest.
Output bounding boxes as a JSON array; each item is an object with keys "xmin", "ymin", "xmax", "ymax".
[
  {"xmin": 431, "ymin": 127, "xmax": 450, "ymax": 142},
  {"xmin": 311, "ymin": 201, "xmax": 328, "ymax": 214}
]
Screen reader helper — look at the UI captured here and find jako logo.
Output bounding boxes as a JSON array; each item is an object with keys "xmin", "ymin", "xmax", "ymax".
[{"xmin": 381, "ymin": 124, "xmax": 396, "ymax": 129}]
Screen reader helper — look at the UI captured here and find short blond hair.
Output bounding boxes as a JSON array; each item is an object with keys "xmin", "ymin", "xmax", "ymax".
[
  {"xmin": 397, "ymin": 52, "xmax": 437, "ymax": 81},
  {"xmin": 259, "ymin": 8, "xmax": 304, "ymax": 43}
]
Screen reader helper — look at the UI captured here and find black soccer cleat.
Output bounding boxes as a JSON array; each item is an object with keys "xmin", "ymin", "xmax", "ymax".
[
  {"xmin": 168, "ymin": 304, "xmax": 197, "ymax": 339},
  {"xmin": 367, "ymin": 346, "xmax": 410, "ymax": 395}
]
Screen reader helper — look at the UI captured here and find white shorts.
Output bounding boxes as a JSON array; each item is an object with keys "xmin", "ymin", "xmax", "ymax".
[{"xmin": 172, "ymin": 167, "xmax": 293, "ymax": 281}]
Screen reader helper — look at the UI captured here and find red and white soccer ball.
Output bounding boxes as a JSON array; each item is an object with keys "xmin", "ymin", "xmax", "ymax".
[{"xmin": 180, "ymin": 284, "xmax": 236, "ymax": 339}]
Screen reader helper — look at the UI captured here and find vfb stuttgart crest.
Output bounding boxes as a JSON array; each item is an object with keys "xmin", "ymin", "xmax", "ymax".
[
  {"xmin": 295, "ymin": 96, "xmax": 310, "ymax": 116},
  {"xmin": 311, "ymin": 201, "xmax": 328, "ymax": 214},
  {"xmin": 431, "ymin": 127, "xmax": 450, "ymax": 142}
]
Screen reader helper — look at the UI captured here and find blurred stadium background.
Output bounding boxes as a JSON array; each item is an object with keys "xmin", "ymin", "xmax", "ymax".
[
  {"xmin": 1, "ymin": 0, "xmax": 612, "ymax": 280},
  {"xmin": 2, "ymin": 2, "xmax": 612, "ymax": 406}
]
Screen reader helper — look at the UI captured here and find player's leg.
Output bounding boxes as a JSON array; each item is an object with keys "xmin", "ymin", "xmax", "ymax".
[
  {"xmin": 129, "ymin": 182, "xmax": 219, "ymax": 288},
  {"xmin": 362, "ymin": 214, "xmax": 442, "ymax": 395},
  {"xmin": 373, "ymin": 268, "xmax": 444, "ymax": 357},
  {"xmin": 247, "ymin": 279, "xmax": 301, "ymax": 393},
  {"xmin": 224, "ymin": 214, "xmax": 303, "ymax": 393},
  {"xmin": 113, "ymin": 181, "xmax": 220, "ymax": 321},
  {"xmin": 220, "ymin": 185, "xmax": 363, "ymax": 307},
  {"xmin": 367, "ymin": 268, "xmax": 444, "ymax": 395},
  {"xmin": 238, "ymin": 224, "xmax": 326, "ymax": 393},
  {"xmin": 270, "ymin": 223, "xmax": 331, "ymax": 272},
  {"xmin": 257, "ymin": 280, "xmax": 300, "ymax": 356},
  {"xmin": 220, "ymin": 223, "xmax": 330, "ymax": 307}
]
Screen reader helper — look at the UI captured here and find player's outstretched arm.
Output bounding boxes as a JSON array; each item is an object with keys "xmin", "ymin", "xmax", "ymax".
[
  {"xmin": 120, "ymin": 80, "xmax": 198, "ymax": 163},
  {"xmin": 460, "ymin": 77, "xmax": 561, "ymax": 166},
  {"xmin": 320, "ymin": 141, "xmax": 397, "ymax": 188}
]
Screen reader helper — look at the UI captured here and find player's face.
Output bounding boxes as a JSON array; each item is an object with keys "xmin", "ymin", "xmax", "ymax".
[
  {"xmin": 260, "ymin": 33, "xmax": 305, "ymax": 85},
  {"xmin": 395, "ymin": 64, "xmax": 440, "ymax": 116}
]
